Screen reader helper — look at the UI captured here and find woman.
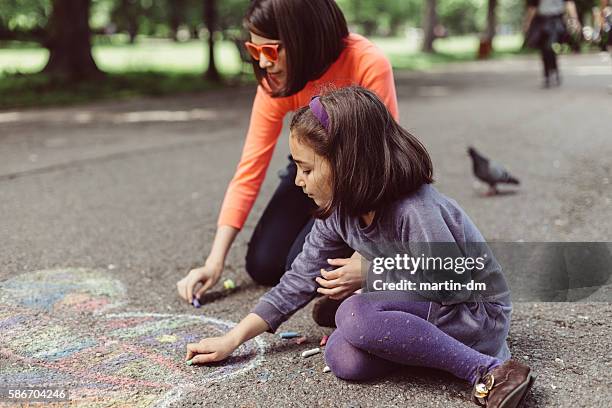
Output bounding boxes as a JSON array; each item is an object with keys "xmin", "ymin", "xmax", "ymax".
[
  {"xmin": 176, "ymin": 0, "xmax": 398, "ymax": 316},
  {"xmin": 523, "ymin": 0, "xmax": 581, "ymax": 88}
]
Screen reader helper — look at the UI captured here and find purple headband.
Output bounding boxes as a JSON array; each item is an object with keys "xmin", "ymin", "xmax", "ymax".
[{"xmin": 309, "ymin": 96, "xmax": 329, "ymax": 131}]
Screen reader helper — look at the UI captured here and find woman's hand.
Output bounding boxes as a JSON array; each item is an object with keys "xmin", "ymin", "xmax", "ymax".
[
  {"xmin": 315, "ymin": 252, "xmax": 365, "ymax": 300},
  {"xmin": 177, "ymin": 225, "xmax": 239, "ymax": 304},
  {"xmin": 176, "ymin": 260, "xmax": 223, "ymax": 303},
  {"xmin": 185, "ymin": 335, "xmax": 238, "ymax": 364}
]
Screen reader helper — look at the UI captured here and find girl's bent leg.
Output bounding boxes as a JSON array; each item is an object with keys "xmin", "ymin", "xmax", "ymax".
[
  {"xmin": 334, "ymin": 293, "xmax": 501, "ymax": 385},
  {"xmin": 245, "ymin": 158, "xmax": 316, "ymax": 286},
  {"xmin": 325, "ymin": 330, "xmax": 401, "ymax": 381}
]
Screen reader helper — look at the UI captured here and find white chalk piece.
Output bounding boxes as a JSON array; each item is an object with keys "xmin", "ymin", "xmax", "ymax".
[
  {"xmin": 301, "ymin": 347, "xmax": 321, "ymax": 358},
  {"xmin": 323, "ymin": 366, "xmax": 331, "ymax": 373}
]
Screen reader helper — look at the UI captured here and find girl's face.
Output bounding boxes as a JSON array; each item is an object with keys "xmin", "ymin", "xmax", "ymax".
[
  {"xmin": 249, "ymin": 32, "xmax": 287, "ymax": 89},
  {"xmin": 289, "ymin": 133, "xmax": 333, "ymax": 208}
]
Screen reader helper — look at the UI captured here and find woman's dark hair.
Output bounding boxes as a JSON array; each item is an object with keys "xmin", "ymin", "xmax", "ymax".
[
  {"xmin": 289, "ymin": 86, "xmax": 434, "ymax": 219},
  {"xmin": 244, "ymin": 0, "xmax": 348, "ymax": 97}
]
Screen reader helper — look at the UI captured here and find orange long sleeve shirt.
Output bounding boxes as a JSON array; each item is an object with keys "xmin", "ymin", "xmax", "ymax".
[{"xmin": 218, "ymin": 33, "xmax": 399, "ymax": 229}]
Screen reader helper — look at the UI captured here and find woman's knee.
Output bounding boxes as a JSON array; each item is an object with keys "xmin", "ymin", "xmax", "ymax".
[{"xmin": 245, "ymin": 244, "xmax": 284, "ymax": 286}]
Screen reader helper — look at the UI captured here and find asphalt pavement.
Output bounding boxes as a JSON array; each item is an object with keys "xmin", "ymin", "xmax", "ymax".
[{"xmin": 1, "ymin": 52, "xmax": 611, "ymax": 407}]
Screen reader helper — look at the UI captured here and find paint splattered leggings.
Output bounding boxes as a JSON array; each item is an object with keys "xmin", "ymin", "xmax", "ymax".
[{"xmin": 324, "ymin": 292, "xmax": 502, "ymax": 384}]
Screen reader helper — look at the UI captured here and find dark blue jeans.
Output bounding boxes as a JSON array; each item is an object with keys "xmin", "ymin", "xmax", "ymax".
[{"xmin": 245, "ymin": 158, "xmax": 317, "ymax": 286}]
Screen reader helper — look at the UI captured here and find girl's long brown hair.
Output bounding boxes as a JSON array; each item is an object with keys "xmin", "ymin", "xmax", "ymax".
[{"xmin": 290, "ymin": 86, "xmax": 434, "ymax": 219}]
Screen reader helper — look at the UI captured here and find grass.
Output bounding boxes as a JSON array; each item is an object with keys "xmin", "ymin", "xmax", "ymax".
[
  {"xmin": 0, "ymin": 34, "xmax": 525, "ymax": 109},
  {"xmin": 0, "ymin": 38, "xmax": 251, "ymax": 109},
  {"xmin": 374, "ymin": 34, "xmax": 525, "ymax": 70},
  {"xmin": 0, "ymin": 72, "xmax": 229, "ymax": 110},
  {"xmin": 0, "ymin": 38, "xmax": 246, "ymax": 76}
]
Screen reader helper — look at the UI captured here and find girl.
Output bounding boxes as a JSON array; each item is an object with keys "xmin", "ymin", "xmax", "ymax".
[
  {"xmin": 185, "ymin": 87, "xmax": 534, "ymax": 408},
  {"xmin": 176, "ymin": 0, "xmax": 397, "ymax": 310},
  {"xmin": 523, "ymin": 0, "xmax": 581, "ymax": 88}
]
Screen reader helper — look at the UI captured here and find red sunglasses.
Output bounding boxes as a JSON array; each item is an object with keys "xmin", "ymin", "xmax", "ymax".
[{"xmin": 244, "ymin": 41, "xmax": 281, "ymax": 62}]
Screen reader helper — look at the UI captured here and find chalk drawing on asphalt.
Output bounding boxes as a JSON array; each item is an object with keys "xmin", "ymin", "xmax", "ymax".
[{"xmin": 0, "ymin": 268, "xmax": 266, "ymax": 407}]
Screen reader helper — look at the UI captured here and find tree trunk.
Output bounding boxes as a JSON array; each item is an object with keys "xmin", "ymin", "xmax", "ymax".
[
  {"xmin": 477, "ymin": 0, "xmax": 497, "ymax": 59},
  {"xmin": 125, "ymin": 0, "xmax": 139, "ymax": 44},
  {"xmin": 203, "ymin": 0, "xmax": 220, "ymax": 82},
  {"xmin": 43, "ymin": 0, "xmax": 103, "ymax": 80},
  {"xmin": 389, "ymin": 17, "xmax": 402, "ymax": 38},
  {"xmin": 421, "ymin": 0, "xmax": 437, "ymax": 53},
  {"xmin": 362, "ymin": 21, "xmax": 377, "ymax": 37},
  {"xmin": 128, "ymin": 28, "xmax": 137, "ymax": 44},
  {"xmin": 169, "ymin": 0, "xmax": 186, "ymax": 42},
  {"xmin": 485, "ymin": 0, "xmax": 497, "ymax": 43}
]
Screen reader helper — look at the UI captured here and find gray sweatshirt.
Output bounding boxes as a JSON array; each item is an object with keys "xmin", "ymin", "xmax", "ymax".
[{"xmin": 251, "ymin": 184, "xmax": 511, "ymax": 333}]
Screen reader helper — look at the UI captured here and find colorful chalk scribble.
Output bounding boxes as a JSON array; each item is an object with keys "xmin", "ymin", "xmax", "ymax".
[{"xmin": 0, "ymin": 268, "xmax": 266, "ymax": 407}]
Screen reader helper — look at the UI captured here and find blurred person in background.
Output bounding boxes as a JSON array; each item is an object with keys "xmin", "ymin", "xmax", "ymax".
[
  {"xmin": 523, "ymin": 0, "xmax": 582, "ymax": 87},
  {"xmin": 597, "ymin": 0, "xmax": 611, "ymax": 52}
]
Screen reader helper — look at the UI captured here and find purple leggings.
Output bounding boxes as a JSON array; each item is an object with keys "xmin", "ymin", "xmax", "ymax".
[{"xmin": 324, "ymin": 292, "xmax": 502, "ymax": 384}]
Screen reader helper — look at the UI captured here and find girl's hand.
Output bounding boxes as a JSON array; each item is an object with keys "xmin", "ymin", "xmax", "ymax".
[
  {"xmin": 176, "ymin": 260, "xmax": 223, "ymax": 303},
  {"xmin": 185, "ymin": 335, "xmax": 238, "ymax": 364},
  {"xmin": 185, "ymin": 314, "xmax": 267, "ymax": 365},
  {"xmin": 315, "ymin": 252, "xmax": 365, "ymax": 300}
]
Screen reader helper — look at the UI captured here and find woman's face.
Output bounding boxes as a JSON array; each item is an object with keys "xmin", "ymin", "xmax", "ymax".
[
  {"xmin": 249, "ymin": 31, "xmax": 287, "ymax": 89},
  {"xmin": 289, "ymin": 133, "xmax": 333, "ymax": 208}
]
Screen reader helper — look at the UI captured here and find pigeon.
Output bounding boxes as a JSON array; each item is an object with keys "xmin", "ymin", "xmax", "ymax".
[{"xmin": 468, "ymin": 147, "xmax": 519, "ymax": 195}]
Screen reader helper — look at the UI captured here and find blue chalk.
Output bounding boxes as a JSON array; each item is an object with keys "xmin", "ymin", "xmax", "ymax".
[
  {"xmin": 192, "ymin": 297, "xmax": 201, "ymax": 308},
  {"xmin": 279, "ymin": 331, "xmax": 299, "ymax": 339}
]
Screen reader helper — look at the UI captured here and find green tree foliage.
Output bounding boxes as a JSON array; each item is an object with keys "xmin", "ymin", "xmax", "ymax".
[
  {"xmin": 337, "ymin": 0, "xmax": 421, "ymax": 36},
  {"xmin": 110, "ymin": 0, "xmax": 143, "ymax": 42},
  {"xmin": 438, "ymin": 0, "xmax": 485, "ymax": 35},
  {"xmin": 498, "ymin": 0, "xmax": 525, "ymax": 31},
  {"xmin": 0, "ymin": 0, "xmax": 51, "ymax": 31},
  {"xmin": 335, "ymin": 0, "xmax": 524, "ymax": 37},
  {"xmin": 0, "ymin": 0, "xmax": 51, "ymax": 41},
  {"xmin": 217, "ymin": 0, "xmax": 249, "ymax": 41},
  {"xmin": 100, "ymin": 0, "xmax": 248, "ymax": 41},
  {"xmin": 3, "ymin": 0, "xmax": 543, "ymax": 42}
]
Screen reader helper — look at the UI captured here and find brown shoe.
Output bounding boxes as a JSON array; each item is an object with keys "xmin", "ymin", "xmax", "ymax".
[
  {"xmin": 472, "ymin": 360, "xmax": 535, "ymax": 408},
  {"xmin": 312, "ymin": 296, "xmax": 345, "ymax": 328}
]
